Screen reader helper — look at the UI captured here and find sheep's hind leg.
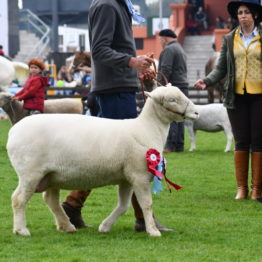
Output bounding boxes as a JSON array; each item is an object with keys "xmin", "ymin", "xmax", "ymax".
[
  {"xmin": 133, "ymin": 183, "xmax": 161, "ymax": 237},
  {"xmin": 224, "ymin": 127, "xmax": 233, "ymax": 152},
  {"xmin": 99, "ymin": 182, "xmax": 133, "ymax": 233},
  {"xmin": 12, "ymin": 184, "xmax": 35, "ymax": 236},
  {"xmin": 43, "ymin": 188, "xmax": 76, "ymax": 233}
]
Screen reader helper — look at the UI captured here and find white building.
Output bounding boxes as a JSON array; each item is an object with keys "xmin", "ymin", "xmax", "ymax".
[{"xmin": 58, "ymin": 25, "xmax": 90, "ymax": 52}]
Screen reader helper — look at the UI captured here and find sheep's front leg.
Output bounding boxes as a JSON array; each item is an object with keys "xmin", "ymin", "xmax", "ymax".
[
  {"xmin": 43, "ymin": 188, "xmax": 76, "ymax": 233},
  {"xmin": 12, "ymin": 184, "xmax": 34, "ymax": 236},
  {"xmin": 99, "ymin": 182, "xmax": 133, "ymax": 233},
  {"xmin": 133, "ymin": 183, "xmax": 161, "ymax": 237}
]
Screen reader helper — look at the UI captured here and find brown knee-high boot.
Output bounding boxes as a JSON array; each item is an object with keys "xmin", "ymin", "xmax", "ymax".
[
  {"xmin": 250, "ymin": 152, "xmax": 262, "ymax": 200},
  {"xmin": 234, "ymin": 151, "xmax": 249, "ymax": 200},
  {"xmin": 62, "ymin": 190, "xmax": 92, "ymax": 228}
]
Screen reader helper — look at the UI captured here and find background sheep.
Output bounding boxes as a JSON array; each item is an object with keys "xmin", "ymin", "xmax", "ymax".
[
  {"xmin": 0, "ymin": 93, "xmax": 83, "ymax": 124},
  {"xmin": 7, "ymin": 85, "xmax": 198, "ymax": 237},
  {"xmin": 0, "ymin": 56, "xmax": 29, "ymax": 92},
  {"xmin": 184, "ymin": 103, "xmax": 233, "ymax": 152}
]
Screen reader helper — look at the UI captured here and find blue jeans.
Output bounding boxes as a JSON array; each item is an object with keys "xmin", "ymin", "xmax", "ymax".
[{"xmin": 96, "ymin": 92, "xmax": 137, "ymax": 120}]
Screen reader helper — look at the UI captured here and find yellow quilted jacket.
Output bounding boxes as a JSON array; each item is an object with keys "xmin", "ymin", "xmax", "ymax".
[{"xmin": 234, "ymin": 27, "xmax": 262, "ymax": 94}]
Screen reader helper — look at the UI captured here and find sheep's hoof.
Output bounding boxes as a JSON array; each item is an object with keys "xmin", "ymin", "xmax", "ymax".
[
  {"xmin": 13, "ymin": 227, "xmax": 31, "ymax": 236},
  {"xmin": 148, "ymin": 230, "xmax": 161, "ymax": 237},
  {"xmin": 57, "ymin": 223, "xmax": 76, "ymax": 233},
  {"xmin": 98, "ymin": 223, "xmax": 110, "ymax": 233}
]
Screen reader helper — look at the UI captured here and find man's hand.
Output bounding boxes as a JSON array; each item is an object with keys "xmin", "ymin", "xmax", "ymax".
[
  {"xmin": 139, "ymin": 69, "xmax": 156, "ymax": 82},
  {"xmin": 128, "ymin": 55, "xmax": 154, "ymax": 72},
  {"xmin": 194, "ymin": 79, "xmax": 207, "ymax": 89}
]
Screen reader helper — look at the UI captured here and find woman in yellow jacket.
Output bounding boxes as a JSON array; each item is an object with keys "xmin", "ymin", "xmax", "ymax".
[{"xmin": 195, "ymin": 0, "xmax": 262, "ymax": 200}]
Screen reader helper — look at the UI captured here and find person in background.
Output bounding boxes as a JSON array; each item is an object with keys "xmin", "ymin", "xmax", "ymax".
[
  {"xmin": 57, "ymin": 65, "xmax": 73, "ymax": 83},
  {"xmin": 0, "ymin": 45, "xmax": 5, "ymax": 56},
  {"xmin": 43, "ymin": 70, "xmax": 53, "ymax": 87},
  {"xmin": 224, "ymin": 16, "xmax": 238, "ymax": 31},
  {"xmin": 12, "ymin": 58, "xmax": 48, "ymax": 115},
  {"xmin": 195, "ymin": 6, "xmax": 208, "ymax": 31},
  {"xmin": 186, "ymin": 13, "xmax": 200, "ymax": 35},
  {"xmin": 194, "ymin": 0, "xmax": 262, "ymax": 200},
  {"xmin": 62, "ymin": 0, "xmax": 173, "ymax": 233},
  {"xmin": 0, "ymin": 44, "xmax": 11, "ymax": 60},
  {"xmin": 216, "ymin": 16, "xmax": 225, "ymax": 29},
  {"xmin": 189, "ymin": 0, "xmax": 204, "ymax": 14},
  {"xmin": 158, "ymin": 29, "xmax": 189, "ymax": 153}
]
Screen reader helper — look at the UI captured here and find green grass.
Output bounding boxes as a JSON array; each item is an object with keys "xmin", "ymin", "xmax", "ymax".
[{"xmin": 1, "ymin": 119, "xmax": 262, "ymax": 262}]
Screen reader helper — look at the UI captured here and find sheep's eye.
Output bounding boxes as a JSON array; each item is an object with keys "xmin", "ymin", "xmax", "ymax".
[{"xmin": 168, "ymin": 98, "xmax": 176, "ymax": 103}]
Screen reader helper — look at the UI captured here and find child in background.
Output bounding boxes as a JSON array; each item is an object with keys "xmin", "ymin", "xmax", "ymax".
[{"xmin": 12, "ymin": 59, "xmax": 48, "ymax": 115}]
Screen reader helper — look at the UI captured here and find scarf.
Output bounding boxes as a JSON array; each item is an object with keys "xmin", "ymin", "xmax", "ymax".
[{"xmin": 123, "ymin": 0, "xmax": 145, "ymax": 23}]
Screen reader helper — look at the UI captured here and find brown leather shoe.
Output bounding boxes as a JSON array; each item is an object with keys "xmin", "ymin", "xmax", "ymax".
[
  {"xmin": 163, "ymin": 148, "xmax": 174, "ymax": 153},
  {"xmin": 134, "ymin": 218, "xmax": 174, "ymax": 232},
  {"xmin": 62, "ymin": 202, "xmax": 91, "ymax": 229}
]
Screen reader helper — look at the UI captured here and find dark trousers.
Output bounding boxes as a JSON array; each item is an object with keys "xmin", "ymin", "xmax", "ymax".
[
  {"xmin": 96, "ymin": 92, "xmax": 144, "ymax": 218},
  {"xmin": 227, "ymin": 93, "xmax": 262, "ymax": 152},
  {"xmin": 96, "ymin": 92, "xmax": 137, "ymax": 119},
  {"xmin": 166, "ymin": 121, "xmax": 185, "ymax": 151},
  {"xmin": 165, "ymin": 88, "xmax": 188, "ymax": 151}
]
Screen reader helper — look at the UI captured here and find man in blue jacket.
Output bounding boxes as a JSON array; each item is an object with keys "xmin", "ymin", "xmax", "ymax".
[{"xmin": 62, "ymin": 0, "xmax": 173, "ymax": 232}]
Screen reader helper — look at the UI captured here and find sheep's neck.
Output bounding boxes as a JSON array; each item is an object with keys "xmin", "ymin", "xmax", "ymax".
[
  {"xmin": 138, "ymin": 101, "xmax": 170, "ymax": 147},
  {"xmin": 3, "ymin": 100, "xmax": 25, "ymax": 124}
]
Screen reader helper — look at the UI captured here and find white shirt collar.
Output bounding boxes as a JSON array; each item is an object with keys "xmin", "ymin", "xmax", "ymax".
[{"xmin": 239, "ymin": 27, "xmax": 258, "ymax": 38}]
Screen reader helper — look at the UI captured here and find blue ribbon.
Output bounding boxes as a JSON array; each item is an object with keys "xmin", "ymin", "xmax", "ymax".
[
  {"xmin": 151, "ymin": 157, "xmax": 165, "ymax": 194},
  {"xmin": 124, "ymin": 0, "xmax": 145, "ymax": 23}
]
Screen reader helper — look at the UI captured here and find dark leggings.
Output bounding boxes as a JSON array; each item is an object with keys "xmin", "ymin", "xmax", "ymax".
[{"xmin": 227, "ymin": 94, "xmax": 262, "ymax": 152}]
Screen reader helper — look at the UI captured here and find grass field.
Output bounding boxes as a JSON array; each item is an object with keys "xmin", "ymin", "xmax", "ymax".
[{"xmin": 1, "ymin": 119, "xmax": 262, "ymax": 262}]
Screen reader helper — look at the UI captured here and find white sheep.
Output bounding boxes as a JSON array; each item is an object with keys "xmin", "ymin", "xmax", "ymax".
[
  {"xmin": 0, "ymin": 56, "xmax": 29, "ymax": 92},
  {"xmin": 7, "ymin": 85, "xmax": 198, "ymax": 237},
  {"xmin": 0, "ymin": 93, "xmax": 83, "ymax": 124},
  {"xmin": 184, "ymin": 103, "xmax": 233, "ymax": 152}
]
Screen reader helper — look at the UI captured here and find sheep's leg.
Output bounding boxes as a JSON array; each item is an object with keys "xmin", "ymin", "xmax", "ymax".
[
  {"xmin": 223, "ymin": 126, "xmax": 233, "ymax": 152},
  {"xmin": 133, "ymin": 183, "xmax": 161, "ymax": 237},
  {"xmin": 192, "ymin": 130, "xmax": 197, "ymax": 151},
  {"xmin": 12, "ymin": 184, "xmax": 34, "ymax": 236},
  {"xmin": 99, "ymin": 183, "xmax": 133, "ymax": 233},
  {"xmin": 43, "ymin": 188, "xmax": 76, "ymax": 233},
  {"xmin": 189, "ymin": 130, "xmax": 196, "ymax": 152},
  {"xmin": 186, "ymin": 125, "xmax": 196, "ymax": 152}
]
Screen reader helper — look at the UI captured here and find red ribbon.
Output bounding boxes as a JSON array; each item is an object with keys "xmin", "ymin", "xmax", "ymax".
[
  {"xmin": 146, "ymin": 149, "xmax": 164, "ymax": 179},
  {"xmin": 146, "ymin": 148, "xmax": 182, "ymax": 192}
]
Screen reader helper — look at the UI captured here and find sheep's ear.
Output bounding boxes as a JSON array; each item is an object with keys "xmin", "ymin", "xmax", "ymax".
[{"xmin": 144, "ymin": 91, "xmax": 152, "ymax": 98}]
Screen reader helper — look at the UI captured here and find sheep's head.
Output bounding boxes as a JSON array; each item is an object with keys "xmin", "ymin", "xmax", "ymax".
[
  {"xmin": 145, "ymin": 84, "xmax": 198, "ymax": 122},
  {"xmin": 0, "ymin": 92, "xmax": 12, "ymax": 107}
]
